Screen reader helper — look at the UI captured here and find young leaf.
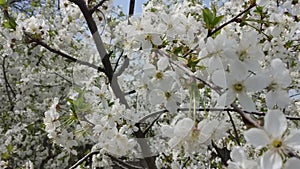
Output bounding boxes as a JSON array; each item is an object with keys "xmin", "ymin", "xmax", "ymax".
[{"xmin": 0, "ymin": 0, "xmax": 6, "ymax": 5}]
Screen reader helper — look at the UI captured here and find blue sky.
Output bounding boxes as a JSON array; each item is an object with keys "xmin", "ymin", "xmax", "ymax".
[
  {"xmin": 113, "ymin": 0, "xmax": 146, "ymax": 15},
  {"xmin": 113, "ymin": 0, "xmax": 213, "ymax": 15}
]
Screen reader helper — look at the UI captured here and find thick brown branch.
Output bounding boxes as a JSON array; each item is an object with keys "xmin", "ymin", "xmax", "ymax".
[
  {"xmin": 68, "ymin": 1, "xmax": 156, "ymax": 169},
  {"xmin": 129, "ymin": 0, "xmax": 135, "ymax": 16},
  {"xmin": 69, "ymin": 0, "xmax": 128, "ymax": 107}
]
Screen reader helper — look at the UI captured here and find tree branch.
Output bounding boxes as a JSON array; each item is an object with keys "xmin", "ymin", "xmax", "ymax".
[
  {"xmin": 106, "ymin": 154, "xmax": 143, "ymax": 169},
  {"xmin": 25, "ymin": 33, "xmax": 105, "ymax": 73},
  {"xmin": 157, "ymin": 50, "xmax": 262, "ymax": 128},
  {"xmin": 68, "ymin": 1, "xmax": 157, "ymax": 168},
  {"xmin": 2, "ymin": 55, "xmax": 16, "ymax": 111},
  {"xmin": 183, "ymin": 2, "xmax": 257, "ymax": 58},
  {"xmin": 129, "ymin": 0, "xmax": 135, "ymax": 16},
  {"xmin": 207, "ymin": 2, "xmax": 256, "ymax": 37},
  {"xmin": 69, "ymin": 151, "xmax": 100, "ymax": 169},
  {"xmin": 69, "ymin": 0, "xmax": 129, "ymax": 108},
  {"xmin": 226, "ymin": 110, "xmax": 241, "ymax": 146},
  {"xmin": 89, "ymin": 0, "xmax": 108, "ymax": 14}
]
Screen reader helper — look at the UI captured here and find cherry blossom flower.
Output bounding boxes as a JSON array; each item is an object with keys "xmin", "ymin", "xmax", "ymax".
[
  {"xmin": 284, "ymin": 158, "xmax": 300, "ymax": 169},
  {"xmin": 44, "ymin": 98, "xmax": 60, "ymax": 137},
  {"xmin": 244, "ymin": 110, "xmax": 300, "ymax": 169},
  {"xmin": 227, "ymin": 146, "xmax": 258, "ymax": 169},
  {"xmin": 212, "ymin": 61, "xmax": 267, "ymax": 111},
  {"xmin": 265, "ymin": 58, "xmax": 292, "ymax": 108}
]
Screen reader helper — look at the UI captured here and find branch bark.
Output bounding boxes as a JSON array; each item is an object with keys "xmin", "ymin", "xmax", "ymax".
[
  {"xmin": 25, "ymin": 33, "xmax": 105, "ymax": 73},
  {"xmin": 69, "ymin": 0, "xmax": 128, "ymax": 107},
  {"xmin": 68, "ymin": 1, "xmax": 157, "ymax": 168}
]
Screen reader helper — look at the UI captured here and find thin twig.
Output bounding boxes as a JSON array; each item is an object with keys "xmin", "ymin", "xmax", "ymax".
[
  {"xmin": 143, "ymin": 112, "xmax": 161, "ymax": 135},
  {"xmin": 180, "ymin": 156, "xmax": 190, "ymax": 169},
  {"xmin": 138, "ymin": 110, "xmax": 168, "ymax": 123},
  {"xmin": 69, "ymin": 151, "xmax": 100, "ymax": 169},
  {"xmin": 113, "ymin": 50, "xmax": 124, "ymax": 72},
  {"xmin": 138, "ymin": 108, "xmax": 231, "ymax": 123},
  {"xmin": 244, "ymin": 111, "xmax": 300, "ymax": 120},
  {"xmin": 230, "ymin": 103, "xmax": 261, "ymax": 128},
  {"xmin": 226, "ymin": 110, "xmax": 241, "ymax": 146},
  {"xmin": 89, "ymin": 0, "xmax": 108, "ymax": 14},
  {"xmin": 207, "ymin": 2, "xmax": 256, "ymax": 37},
  {"xmin": 106, "ymin": 154, "xmax": 143, "ymax": 169},
  {"xmin": 115, "ymin": 55, "xmax": 129, "ymax": 77},
  {"xmin": 183, "ymin": 2, "xmax": 256, "ymax": 58},
  {"xmin": 25, "ymin": 33, "xmax": 105, "ymax": 73},
  {"xmin": 2, "ymin": 56, "xmax": 16, "ymax": 111}
]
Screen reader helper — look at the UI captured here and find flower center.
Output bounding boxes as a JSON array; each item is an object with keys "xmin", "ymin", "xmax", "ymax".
[
  {"xmin": 155, "ymin": 71, "xmax": 163, "ymax": 79},
  {"xmin": 164, "ymin": 91, "xmax": 171, "ymax": 100},
  {"xmin": 267, "ymin": 81, "xmax": 278, "ymax": 91},
  {"xmin": 145, "ymin": 34, "xmax": 152, "ymax": 41},
  {"xmin": 272, "ymin": 139, "xmax": 282, "ymax": 148},
  {"xmin": 238, "ymin": 50, "xmax": 248, "ymax": 61},
  {"xmin": 233, "ymin": 83, "xmax": 243, "ymax": 92}
]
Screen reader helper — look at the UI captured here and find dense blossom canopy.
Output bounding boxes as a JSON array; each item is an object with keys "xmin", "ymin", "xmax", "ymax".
[{"xmin": 0, "ymin": 0, "xmax": 300, "ymax": 168}]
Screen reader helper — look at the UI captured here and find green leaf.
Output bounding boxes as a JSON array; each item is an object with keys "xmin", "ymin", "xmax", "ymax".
[
  {"xmin": 0, "ymin": 0, "xmax": 6, "ymax": 5},
  {"xmin": 6, "ymin": 144, "xmax": 13, "ymax": 152},
  {"xmin": 202, "ymin": 7, "xmax": 224, "ymax": 30},
  {"xmin": 2, "ymin": 17, "xmax": 17, "ymax": 30},
  {"xmin": 202, "ymin": 8, "xmax": 214, "ymax": 29},
  {"xmin": 172, "ymin": 46, "xmax": 183, "ymax": 55},
  {"xmin": 212, "ymin": 15, "xmax": 224, "ymax": 26},
  {"xmin": 67, "ymin": 88, "xmax": 92, "ymax": 118}
]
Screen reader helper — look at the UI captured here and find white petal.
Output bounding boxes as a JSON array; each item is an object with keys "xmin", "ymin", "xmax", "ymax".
[
  {"xmin": 168, "ymin": 137, "xmax": 181, "ymax": 148},
  {"xmin": 271, "ymin": 58, "xmax": 285, "ymax": 71},
  {"xmin": 244, "ymin": 128, "xmax": 269, "ymax": 148},
  {"xmin": 208, "ymin": 56, "xmax": 224, "ymax": 73},
  {"xmin": 142, "ymin": 40, "xmax": 152, "ymax": 49},
  {"xmin": 260, "ymin": 151, "xmax": 282, "ymax": 169},
  {"xmin": 211, "ymin": 69, "xmax": 227, "ymax": 89},
  {"xmin": 227, "ymin": 162, "xmax": 240, "ymax": 169},
  {"xmin": 274, "ymin": 90, "xmax": 290, "ymax": 108},
  {"xmin": 166, "ymin": 100, "xmax": 178, "ymax": 113},
  {"xmin": 266, "ymin": 91, "xmax": 276, "ymax": 108},
  {"xmin": 216, "ymin": 90, "xmax": 236, "ymax": 108},
  {"xmin": 157, "ymin": 57, "xmax": 169, "ymax": 71},
  {"xmin": 230, "ymin": 146, "xmax": 247, "ymax": 163},
  {"xmin": 174, "ymin": 118, "xmax": 194, "ymax": 137},
  {"xmin": 230, "ymin": 61, "xmax": 248, "ymax": 81},
  {"xmin": 143, "ymin": 63, "xmax": 156, "ymax": 76},
  {"xmin": 285, "ymin": 158, "xmax": 300, "ymax": 169},
  {"xmin": 152, "ymin": 35, "xmax": 162, "ymax": 45},
  {"xmin": 149, "ymin": 89, "xmax": 164, "ymax": 105},
  {"xmin": 264, "ymin": 110, "xmax": 287, "ymax": 138},
  {"xmin": 237, "ymin": 93, "xmax": 256, "ymax": 112},
  {"xmin": 161, "ymin": 125, "xmax": 174, "ymax": 138},
  {"xmin": 285, "ymin": 130, "xmax": 300, "ymax": 150},
  {"xmin": 199, "ymin": 120, "xmax": 218, "ymax": 143},
  {"xmin": 245, "ymin": 74, "xmax": 270, "ymax": 92}
]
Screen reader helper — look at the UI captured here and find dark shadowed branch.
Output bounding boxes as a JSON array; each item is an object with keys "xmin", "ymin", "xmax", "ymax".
[
  {"xmin": 129, "ymin": 0, "xmax": 135, "ymax": 16},
  {"xmin": 2, "ymin": 55, "xmax": 16, "ymax": 111},
  {"xmin": 25, "ymin": 33, "xmax": 105, "ymax": 73},
  {"xmin": 89, "ymin": 0, "xmax": 108, "ymax": 14}
]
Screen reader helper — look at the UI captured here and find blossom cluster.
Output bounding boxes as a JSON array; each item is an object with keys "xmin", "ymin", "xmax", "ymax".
[{"xmin": 1, "ymin": 0, "xmax": 300, "ymax": 168}]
